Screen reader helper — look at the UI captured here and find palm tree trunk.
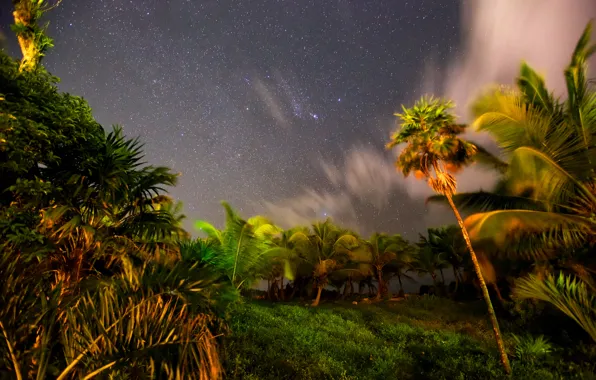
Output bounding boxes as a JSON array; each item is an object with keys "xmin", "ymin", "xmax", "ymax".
[
  {"xmin": 446, "ymin": 194, "xmax": 511, "ymax": 375},
  {"xmin": 266, "ymin": 279, "xmax": 270, "ymax": 300},
  {"xmin": 397, "ymin": 272, "xmax": 405, "ymax": 296},
  {"xmin": 453, "ymin": 267, "xmax": 460, "ymax": 294},
  {"xmin": 312, "ymin": 285, "xmax": 323, "ymax": 306},
  {"xmin": 439, "ymin": 268, "xmax": 445, "ymax": 284},
  {"xmin": 342, "ymin": 277, "xmax": 352, "ymax": 300},
  {"xmin": 280, "ymin": 276, "xmax": 285, "ymax": 301},
  {"xmin": 289, "ymin": 281, "xmax": 298, "ymax": 300},
  {"xmin": 375, "ymin": 266, "xmax": 384, "ymax": 300}
]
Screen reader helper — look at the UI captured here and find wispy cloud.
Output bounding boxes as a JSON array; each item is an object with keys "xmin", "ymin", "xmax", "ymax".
[
  {"xmin": 253, "ymin": 78, "xmax": 290, "ymax": 129},
  {"xmin": 444, "ymin": 0, "xmax": 596, "ymax": 122},
  {"xmin": 260, "ymin": 0, "xmax": 596, "ymax": 235},
  {"xmin": 262, "ymin": 145, "xmax": 423, "ymax": 233}
]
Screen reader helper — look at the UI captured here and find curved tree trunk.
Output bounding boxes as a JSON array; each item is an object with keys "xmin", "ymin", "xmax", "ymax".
[
  {"xmin": 311, "ymin": 285, "xmax": 323, "ymax": 306},
  {"xmin": 446, "ymin": 194, "xmax": 511, "ymax": 375}
]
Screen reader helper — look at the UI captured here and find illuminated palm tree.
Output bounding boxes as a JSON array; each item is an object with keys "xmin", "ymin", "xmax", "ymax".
[
  {"xmin": 428, "ymin": 22, "xmax": 596, "ymax": 343},
  {"xmin": 386, "ymin": 96, "xmax": 511, "ymax": 374},
  {"xmin": 437, "ymin": 22, "xmax": 596, "ymax": 261},
  {"xmin": 287, "ymin": 219, "xmax": 360, "ymax": 306},
  {"xmin": 195, "ymin": 202, "xmax": 283, "ymax": 290}
]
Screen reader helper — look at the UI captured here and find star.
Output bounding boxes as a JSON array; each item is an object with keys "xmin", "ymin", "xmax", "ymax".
[{"xmin": 16, "ymin": 0, "xmax": 471, "ymax": 240}]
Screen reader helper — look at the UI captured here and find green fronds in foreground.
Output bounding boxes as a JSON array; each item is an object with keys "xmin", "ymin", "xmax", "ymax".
[
  {"xmin": 59, "ymin": 288, "xmax": 222, "ymax": 379},
  {"xmin": 514, "ymin": 273, "xmax": 596, "ymax": 342}
]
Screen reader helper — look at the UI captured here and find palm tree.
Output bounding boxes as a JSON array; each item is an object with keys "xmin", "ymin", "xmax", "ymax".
[
  {"xmin": 433, "ymin": 23, "xmax": 596, "ymax": 259},
  {"xmin": 382, "ymin": 238, "xmax": 417, "ymax": 297},
  {"xmin": 429, "ymin": 22, "xmax": 596, "ymax": 342},
  {"xmin": 386, "ymin": 96, "xmax": 512, "ymax": 374},
  {"xmin": 267, "ymin": 226, "xmax": 312, "ymax": 300},
  {"xmin": 361, "ymin": 233, "xmax": 415, "ymax": 299},
  {"xmin": 410, "ymin": 245, "xmax": 448, "ymax": 288},
  {"xmin": 195, "ymin": 202, "xmax": 283, "ymax": 290},
  {"xmin": 38, "ymin": 126, "xmax": 185, "ymax": 289},
  {"xmin": 1, "ymin": 8, "xmax": 228, "ymax": 377},
  {"xmin": 514, "ymin": 272, "xmax": 596, "ymax": 342},
  {"xmin": 421, "ymin": 226, "xmax": 467, "ymax": 289},
  {"xmin": 289, "ymin": 219, "xmax": 360, "ymax": 306}
]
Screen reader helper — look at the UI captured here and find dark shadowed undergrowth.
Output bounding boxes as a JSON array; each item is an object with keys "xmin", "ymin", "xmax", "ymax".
[{"xmin": 223, "ymin": 297, "xmax": 595, "ymax": 380}]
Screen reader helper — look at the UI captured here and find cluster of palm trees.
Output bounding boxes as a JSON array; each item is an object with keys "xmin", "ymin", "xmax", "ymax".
[
  {"xmin": 386, "ymin": 21, "xmax": 596, "ymax": 374},
  {"xmin": 190, "ymin": 206, "xmax": 423, "ymax": 306},
  {"xmin": 187, "ymin": 201, "xmax": 518, "ymax": 309}
]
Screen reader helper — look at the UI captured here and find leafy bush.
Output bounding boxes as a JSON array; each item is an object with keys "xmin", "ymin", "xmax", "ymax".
[{"xmin": 511, "ymin": 334, "xmax": 553, "ymax": 362}]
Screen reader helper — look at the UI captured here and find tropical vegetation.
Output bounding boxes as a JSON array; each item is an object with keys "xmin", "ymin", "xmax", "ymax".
[{"xmin": 1, "ymin": 1, "xmax": 595, "ymax": 378}]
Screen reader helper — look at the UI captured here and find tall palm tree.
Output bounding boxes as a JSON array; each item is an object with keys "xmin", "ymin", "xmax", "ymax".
[
  {"xmin": 428, "ymin": 22, "xmax": 596, "ymax": 342},
  {"xmin": 386, "ymin": 96, "xmax": 512, "ymax": 374}
]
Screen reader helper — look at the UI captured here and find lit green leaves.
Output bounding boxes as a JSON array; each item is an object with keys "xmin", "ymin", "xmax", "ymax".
[{"xmin": 387, "ymin": 96, "xmax": 476, "ymax": 182}]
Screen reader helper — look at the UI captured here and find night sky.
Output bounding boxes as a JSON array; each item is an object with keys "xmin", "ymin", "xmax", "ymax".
[{"xmin": 2, "ymin": 0, "xmax": 594, "ymax": 241}]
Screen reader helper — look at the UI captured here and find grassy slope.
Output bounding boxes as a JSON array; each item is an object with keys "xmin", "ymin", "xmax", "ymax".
[{"xmin": 222, "ymin": 297, "xmax": 594, "ymax": 380}]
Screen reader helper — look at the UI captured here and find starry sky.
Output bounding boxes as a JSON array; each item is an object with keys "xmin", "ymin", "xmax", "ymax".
[{"xmin": 2, "ymin": 0, "xmax": 595, "ymax": 241}]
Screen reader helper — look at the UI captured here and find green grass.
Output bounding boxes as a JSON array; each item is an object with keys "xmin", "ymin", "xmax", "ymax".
[{"xmin": 222, "ymin": 297, "xmax": 595, "ymax": 379}]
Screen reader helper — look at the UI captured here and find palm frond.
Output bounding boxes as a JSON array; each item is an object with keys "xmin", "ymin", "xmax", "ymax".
[
  {"xmin": 565, "ymin": 20, "xmax": 595, "ymax": 132},
  {"xmin": 514, "ymin": 273, "xmax": 596, "ymax": 342},
  {"xmin": 426, "ymin": 191, "xmax": 548, "ymax": 213},
  {"xmin": 59, "ymin": 288, "xmax": 222, "ymax": 379},
  {"xmin": 464, "ymin": 209, "xmax": 594, "ymax": 260},
  {"xmin": 194, "ymin": 220, "xmax": 222, "ymax": 242},
  {"xmin": 469, "ymin": 142, "xmax": 508, "ymax": 174},
  {"xmin": 517, "ymin": 62, "xmax": 558, "ymax": 115},
  {"xmin": 472, "ymin": 90, "xmax": 554, "ymax": 154},
  {"xmin": 507, "ymin": 145, "xmax": 595, "ymax": 210}
]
